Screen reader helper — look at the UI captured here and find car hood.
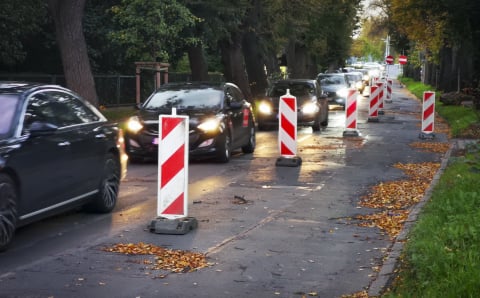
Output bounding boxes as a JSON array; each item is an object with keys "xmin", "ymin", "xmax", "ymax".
[
  {"xmin": 321, "ymin": 84, "xmax": 348, "ymax": 92},
  {"xmin": 267, "ymin": 94, "xmax": 316, "ymax": 106},
  {"xmin": 137, "ymin": 108, "xmax": 220, "ymax": 126}
]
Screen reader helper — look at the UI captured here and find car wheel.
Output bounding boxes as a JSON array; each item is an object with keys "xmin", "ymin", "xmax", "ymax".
[
  {"xmin": 86, "ymin": 153, "xmax": 120, "ymax": 213},
  {"xmin": 241, "ymin": 125, "xmax": 256, "ymax": 154},
  {"xmin": 216, "ymin": 133, "xmax": 231, "ymax": 163},
  {"xmin": 0, "ymin": 174, "xmax": 18, "ymax": 252}
]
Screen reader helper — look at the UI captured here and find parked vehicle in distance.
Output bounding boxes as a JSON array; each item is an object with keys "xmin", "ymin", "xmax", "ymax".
[
  {"xmin": 124, "ymin": 82, "xmax": 256, "ymax": 163},
  {"xmin": 345, "ymin": 72, "xmax": 366, "ymax": 94},
  {"xmin": 256, "ymin": 79, "xmax": 329, "ymax": 131},
  {"xmin": 0, "ymin": 81, "xmax": 128, "ymax": 251},
  {"xmin": 316, "ymin": 73, "xmax": 350, "ymax": 108}
]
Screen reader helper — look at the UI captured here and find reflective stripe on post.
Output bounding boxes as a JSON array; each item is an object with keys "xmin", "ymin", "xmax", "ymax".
[
  {"xmin": 343, "ymin": 88, "xmax": 360, "ymax": 137},
  {"xmin": 278, "ymin": 92, "xmax": 297, "ymax": 157},
  {"xmin": 276, "ymin": 89, "xmax": 301, "ymax": 167},
  {"xmin": 158, "ymin": 115, "xmax": 189, "ymax": 219},
  {"xmin": 368, "ymin": 85, "xmax": 380, "ymax": 122},
  {"xmin": 420, "ymin": 91, "xmax": 436, "ymax": 139}
]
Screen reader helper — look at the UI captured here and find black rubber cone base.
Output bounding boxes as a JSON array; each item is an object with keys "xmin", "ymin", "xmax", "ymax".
[
  {"xmin": 275, "ymin": 156, "xmax": 302, "ymax": 167},
  {"xmin": 149, "ymin": 217, "xmax": 198, "ymax": 235}
]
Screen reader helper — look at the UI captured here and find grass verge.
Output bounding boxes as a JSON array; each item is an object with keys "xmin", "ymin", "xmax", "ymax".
[{"xmin": 384, "ymin": 79, "xmax": 480, "ymax": 297}]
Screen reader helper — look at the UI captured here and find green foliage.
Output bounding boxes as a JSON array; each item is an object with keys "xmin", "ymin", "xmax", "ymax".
[
  {"xmin": 0, "ymin": 0, "xmax": 47, "ymax": 66},
  {"xmin": 108, "ymin": 0, "xmax": 198, "ymax": 62}
]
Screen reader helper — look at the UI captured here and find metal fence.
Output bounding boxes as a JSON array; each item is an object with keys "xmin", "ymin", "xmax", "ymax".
[{"xmin": 0, "ymin": 72, "xmax": 224, "ymax": 107}]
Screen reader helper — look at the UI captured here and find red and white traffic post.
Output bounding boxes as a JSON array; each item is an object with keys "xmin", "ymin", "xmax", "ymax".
[
  {"xmin": 343, "ymin": 88, "xmax": 360, "ymax": 137},
  {"xmin": 376, "ymin": 81, "xmax": 385, "ymax": 114},
  {"xmin": 420, "ymin": 91, "xmax": 436, "ymax": 139},
  {"xmin": 368, "ymin": 85, "xmax": 380, "ymax": 122},
  {"xmin": 386, "ymin": 79, "xmax": 393, "ymax": 103},
  {"xmin": 276, "ymin": 89, "xmax": 302, "ymax": 167},
  {"xmin": 149, "ymin": 112, "xmax": 198, "ymax": 234}
]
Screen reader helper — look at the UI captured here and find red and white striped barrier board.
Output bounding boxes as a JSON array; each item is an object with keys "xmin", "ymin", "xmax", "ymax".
[
  {"xmin": 376, "ymin": 82, "xmax": 385, "ymax": 110},
  {"xmin": 278, "ymin": 91, "xmax": 297, "ymax": 157},
  {"xmin": 343, "ymin": 88, "xmax": 360, "ymax": 136},
  {"xmin": 157, "ymin": 115, "xmax": 189, "ymax": 219},
  {"xmin": 421, "ymin": 91, "xmax": 435, "ymax": 135},
  {"xmin": 368, "ymin": 85, "xmax": 380, "ymax": 121},
  {"xmin": 386, "ymin": 79, "xmax": 393, "ymax": 102}
]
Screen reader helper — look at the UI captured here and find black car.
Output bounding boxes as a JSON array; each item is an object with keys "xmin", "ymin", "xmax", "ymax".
[
  {"xmin": 256, "ymin": 79, "xmax": 329, "ymax": 131},
  {"xmin": 0, "ymin": 82, "xmax": 128, "ymax": 251},
  {"xmin": 316, "ymin": 73, "xmax": 350, "ymax": 107},
  {"xmin": 124, "ymin": 82, "xmax": 256, "ymax": 163}
]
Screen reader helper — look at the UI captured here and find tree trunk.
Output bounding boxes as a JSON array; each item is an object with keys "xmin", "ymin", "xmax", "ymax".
[
  {"xmin": 47, "ymin": 0, "xmax": 98, "ymax": 106},
  {"xmin": 187, "ymin": 44, "xmax": 209, "ymax": 81},
  {"xmin": 241, "ymin": 0, "xmax": 268, "ymax": 99},
  {"xmin": 286, "ymin": 39, "xmax": 317, "ymax": 79},
  {"xmin": 219, "ymin": 32, "xmax": 253, "ymax": 101}
]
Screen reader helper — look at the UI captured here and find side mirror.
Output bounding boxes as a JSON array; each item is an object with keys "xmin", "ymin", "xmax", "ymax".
[
  {"xmin": 229, "ymin": 101, "xmax": 243, "ymax": 109},
  {"xmin": 29, "ymin": 121, "xmax": 58, "ymax": 137}
]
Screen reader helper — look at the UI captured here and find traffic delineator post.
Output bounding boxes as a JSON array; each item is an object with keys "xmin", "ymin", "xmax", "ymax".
[
  {"xmin": 368, "ymin": 85, "xmax": 380, "ymax": 122},
  {"xmin": 149, "ymin": 112, "xmax": 198, "ymax": 235},
  {"xmin": 343, "ymin": 88, "xmax": 360, "ymax": 137},
  {"xmin": 386, "ymin": 79, "xmax": 393, "ymax": 103},
  {"xmin": 276, "ymin": 89, "xmax": 302, "ymax": 167},
  {"xmin": 419, "ymin": 91, "xmax": 436, "ymax": 139},
  {"xmin": 376, "ymin": 82, "xmax": 385, "ymax": 115}
]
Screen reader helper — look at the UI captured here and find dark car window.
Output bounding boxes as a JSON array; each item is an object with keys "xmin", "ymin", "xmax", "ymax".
[
  {"xmin": 269, "ymin": 83, "xmax": 315, "ymax": 97},
  {"xmin": 26, "ymin": 91, "xmax": 100, "ymax": 128},
  {"xmin": 0, "ymin": 95, "xmax": 19, "ymax": 138},
  {"xmin": 318, "ymin": 75, "xmax": 346, "ymax": 85},
  {"xmin": 145, "ymin": 88, "xmax": 223, "ymax": 110}
]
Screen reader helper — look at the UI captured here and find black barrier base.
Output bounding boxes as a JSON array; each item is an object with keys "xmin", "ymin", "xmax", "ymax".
[
  {"xmin": 275, "ymin": 156, "xmax": 302, "ymax": 167},
  {"xmin": 368, "ymin": 117, "xmax": 380, "ymax": 122},
  {"xmin": 148, "ymin": 217, "xmax": 198, "ymax": 235},
  {"xmin": 378, "ymin": 110, "xmax": 385, "ymax": 115},
  {"xmin": 343, "ymin": 130, "xmax": 361, "ymax": 137},
  {"xmin": 419, "ymin": 132, "xmax": 435, "ymax": 140}
]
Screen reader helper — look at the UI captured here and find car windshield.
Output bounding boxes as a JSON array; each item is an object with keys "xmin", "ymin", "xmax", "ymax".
[
  {"xmin": 318, "ymin": 75, "xmax": 346, "ymax": 85},
  {"xmin": 144, "ymin": 88, "xmax": 223, "ymax": 110},
  {"xmin": 0, "ymin": 95, "xmax": 20, "ymax": 139},
  {"xmin": 269, "ymin": 83, "xmax": 315, "ymax": 97}
]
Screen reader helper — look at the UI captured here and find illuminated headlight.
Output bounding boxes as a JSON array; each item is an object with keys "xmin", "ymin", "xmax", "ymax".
[
  {"xmin": 301, "ymin": 102, "xmax": 319, "ymax": 115},
  {"xmin": 198, "ymin": 118, "xmax": 221, "ymax": 132},
  {"xmin": 336, "ymin": 88, "xmax": 348, "ymax": 98},
  {"xmin": 258, "ymin": 101, "xmax": 273, "ymax": 115},
  {"xmin": 363, "ymin": 75, "xmax": 370, "ymax": 81},
  {"xmin": 126, "ymin": 116, "xmax": 143, "ymax": 133},
  {"xmin": 356, "ymin": 82, "xmax": 363, "ymax": 89}
]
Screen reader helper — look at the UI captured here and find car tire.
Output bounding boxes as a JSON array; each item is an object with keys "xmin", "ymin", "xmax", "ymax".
[
  {"xmin": 241, "ymin": 125, "xmax": 256, "ymax": 154},
  {"xmin": 0, "ymin": 174, "xmax": 18, "ymax": 252},
  {"xmin": 86, "ymin": 153, "xmax": 120, "ymax": 213},
  {"xmin": 216, "ymin": 133, "xmax": 231, "ymax": 163}
]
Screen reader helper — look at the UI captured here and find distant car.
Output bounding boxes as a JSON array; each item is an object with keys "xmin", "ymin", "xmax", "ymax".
[
  {"xmin": 316, "ymin": 73, "xmax": 350, "ymax": 107},
  {"xmin": 124, "ymin": 82, "xmax": 255, "ymax": 163},
  {"xmin": 345, "ymin": 72, "xmax": 366, "ymax": 94},
  {"xmin": 256, "ymin": 79, "xmax": 329, "ymax": 131},
  {"xmin": 0, "ymin": 81, "xmax": 128, "ymax": 251}
]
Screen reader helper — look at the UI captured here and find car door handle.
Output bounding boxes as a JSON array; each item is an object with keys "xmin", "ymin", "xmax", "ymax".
[
  {"xmin": 57, "ymin": 141, "xmax": 71, "ymax": 147},
  {"xmin": 95, "ymin": 133, "xmax": 106, "ymax": 139}
]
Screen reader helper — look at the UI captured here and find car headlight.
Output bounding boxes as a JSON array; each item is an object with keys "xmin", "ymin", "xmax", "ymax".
[
  {"xmin": 198, "ymin": 118, "xmax": 221, "ymax": 132},
  {"xmin": 356, "ymin": 82, "xmax": 363, "ymax": 89},
  {"xmin": 258, "ymin": 101, "xmax": 273, "ymax": 115},
  {"xmin": 126, "ymin": 116, "xmax": 143, "ymax": 133},
  {"xmin": 336, "ymin": 88, "xmax": 348, "ymax": 98},
  {"xmin": 301, "ymin": 102, "xmax": 319, "ymax": 115}
]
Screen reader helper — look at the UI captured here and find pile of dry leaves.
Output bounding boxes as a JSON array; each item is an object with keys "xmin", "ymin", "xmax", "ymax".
[{"xmin": 102, "ymin": 242, "xmax": 211, "ymax": 274}]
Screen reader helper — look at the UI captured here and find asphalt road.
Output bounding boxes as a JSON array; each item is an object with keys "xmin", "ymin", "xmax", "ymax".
[{"xmin": 0, "ymin": 79, "xmax": 449, "ymax": 298}]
